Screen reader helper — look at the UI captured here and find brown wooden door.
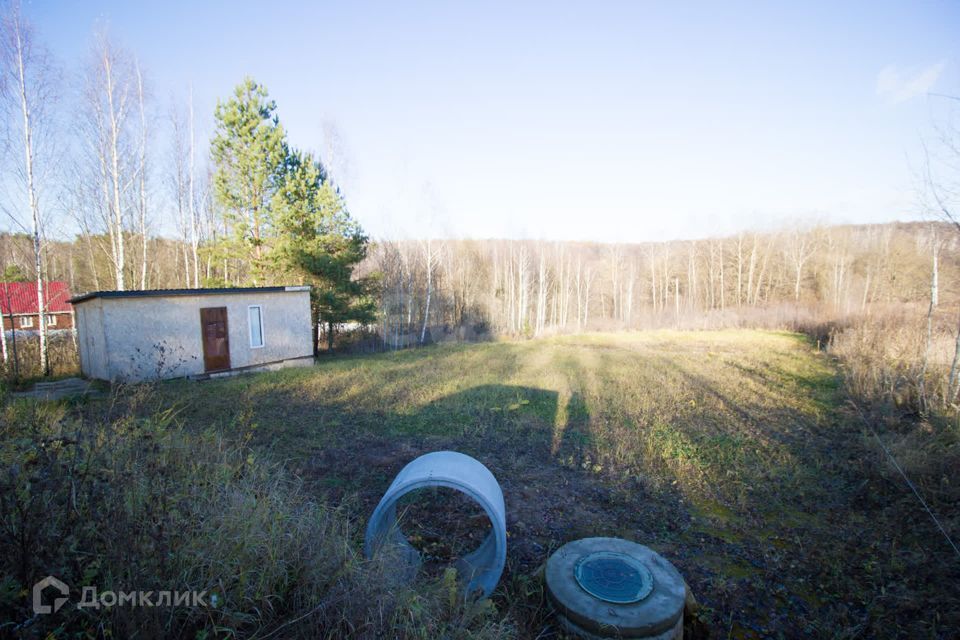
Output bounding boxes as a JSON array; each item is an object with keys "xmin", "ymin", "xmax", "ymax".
[{"xmin": 200, "ymin": 307, "xmax": 231, "ymax": 372}]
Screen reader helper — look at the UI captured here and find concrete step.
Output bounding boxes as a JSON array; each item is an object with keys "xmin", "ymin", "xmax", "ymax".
[
  {"xmin": 11, "ymin": 377, "xmax": 103, "ymax": 402},
  {"xmin": 34, "ymin": 379, "xmax": 88, "ymax": 390}
]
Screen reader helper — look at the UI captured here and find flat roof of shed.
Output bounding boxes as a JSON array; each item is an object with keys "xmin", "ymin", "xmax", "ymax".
[{"xmin": 70, "ymin": 285, "xmax": 310, "ymax": 305}]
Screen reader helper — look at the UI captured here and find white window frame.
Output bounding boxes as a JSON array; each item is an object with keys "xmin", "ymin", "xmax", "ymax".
[
  {"xmin": 46, "ymin": 314, "xmax": 57, "ymax": 326},
  {"xmin": 19, "ymin": 315, "xmax": 33, "ymax": 328},
  {"xmin": 248, "ymin": 305, "xmax": 265, "ymax": 348}
]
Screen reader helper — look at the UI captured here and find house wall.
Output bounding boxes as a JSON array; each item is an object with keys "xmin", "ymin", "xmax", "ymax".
[
  {"xmin": 74, "ymin": 289, "xmax": 313, "ymax": 381},
  {"xmin": 2, "ymin": 312, "xmax": 73, "ymax": 331}
]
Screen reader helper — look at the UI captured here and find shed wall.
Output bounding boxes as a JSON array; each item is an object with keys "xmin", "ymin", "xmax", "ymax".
[
  {"xmin": 76, "ymin": 290, "xmax": 312, "ymax": 381},
  {"xmin": 76, "ymin": 300, "xmax": 109, "ymax": 380}
]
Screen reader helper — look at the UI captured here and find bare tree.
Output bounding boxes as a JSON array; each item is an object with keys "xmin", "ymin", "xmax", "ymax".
[
  {"xmin": 673, "ymin": 276, "xmax": 680, "ymax": 327},
  {"xmin": 924, "ymin": 94, "xmax": 960, "ymax": 401},
  {"xmin": 918, "ymin": 227, "xmax": 941, "ymax": 411},
  {"xmin": 736, "ymin": 233, "xmax": 744, "ymax": 308},
  {"xmin": 419, "ymin": 237, "xmax": 435, "ymax": 345},
  {"xmin": 514, "ymin": 243, "xmax": 529, "ymax": 333},
  {"xmin": 686, "ymin": 241, "xmax": 697, "ymax": 312},
  {"xmin": 134, "ymin": 59, "xmax": 149, "ymax": 289},
  {"xmin": 535, "ymin": 244, "xmax": 547, "ymax": 335},
  {"xmin": 82, "ymin": 31, "xmax": 136, "ymax": 290},
  {"xmin": 647, "ymin": 246, "xmax": 657, "ymax": 314},
  {"xmin": 575, "ymin": 253, "xmax": 584, "ymax": 330},
  {"xmin": 787, "ymin": 225, "xmax": 817, "ymax": 302},
  {"xmin": 188, "ymin": 86, "xmax": 200, "ymax": 287},
  {"xmin": 745, "ymin": 233, "xmax": 758, "ymax": 306},
  {"xmin": 1, "ymin": 1, "xmax": 59, "ymax": 375},
  {"xmin": 169, "ymin": 99, "xmax": 190, "ymax": 286},
  {"xmin": 320, "ymin": 119, "xmax": 350, "ymax": 194},
  {"xmin": 583, "ymin": 264, "xmax": 594, "ymax": 328}
]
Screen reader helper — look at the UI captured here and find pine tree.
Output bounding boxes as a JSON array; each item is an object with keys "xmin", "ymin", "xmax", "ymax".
[
  {"xmin": 211, "ymin": 77, "xmax": 287, "ymax": 283},
  {"xmin": 272, "ymin": 150, "xmax": 377, "ymax": 352}
]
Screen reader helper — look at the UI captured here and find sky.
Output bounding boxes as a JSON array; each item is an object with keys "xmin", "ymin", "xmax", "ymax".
[{"xmin": 18, "ymin": 0, "xmax": 960, "ymax": 242}]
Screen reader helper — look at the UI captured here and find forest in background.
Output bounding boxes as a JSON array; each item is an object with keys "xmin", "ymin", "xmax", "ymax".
[{"xmin": 0, "ymin": 219, "xmax": 953, "ymax": 342}]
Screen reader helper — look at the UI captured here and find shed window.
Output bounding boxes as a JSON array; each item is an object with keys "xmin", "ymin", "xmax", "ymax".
[
  {"xmin": 47, "ymin": 315, "xmax": 57, "ymax": 326},
  {"xmin": 19, "ymin": 316, "xmax": 33, "ymax": 328},
  {"xmin": 248, "ymin": 305, "xmax": 264, "ymax": 348}
]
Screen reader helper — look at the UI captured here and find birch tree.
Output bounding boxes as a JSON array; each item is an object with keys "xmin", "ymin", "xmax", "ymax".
[
  {"xmin": 575, "ymin": 253, "xmax": 584, "ymax": 330},
  {"xmin": 169, "ymin": 98, "xmax": 192, "ymax": 285},
  {"xmin": 134, "ymin": 60, "xmax": 149, "ymax": 288},
  {"xmin": 82, "ymin": 32, "xmax": 136, "ymax": 290},
  {"xmin": 535, "ymin": 244, "xmax": 547, "ymax": 335},
  {"xmin": 918, "ymin": 228, "xmax": 940, "ymax": 410},
  {"xmin": 1, "ymin": 1, "xmax": 59, "ymax": 375},
  {"xmin": 787, "ymin": 225, "xmax": 817, "ymax": 301},
  {"xmin": 188, "ymin": 87, "xmax": 200, "ymax": 287},
  {"xmin": 420, "ymin": 237, "xmax": 435, "ymax": 344}
]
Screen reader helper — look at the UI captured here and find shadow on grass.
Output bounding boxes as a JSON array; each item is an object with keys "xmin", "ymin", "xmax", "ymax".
[{"xmin": 137, "ymin": 340, "xmax": 958, "ymax": 639}]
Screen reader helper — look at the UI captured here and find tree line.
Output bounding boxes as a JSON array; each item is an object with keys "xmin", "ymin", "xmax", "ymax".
[
  {"xmin": 2, "ymin": 219, "xmax": 951, "ymax": 342},
  {"xmin": 365, "ymin": 222, "xmax": 954, "ymax": 345}
]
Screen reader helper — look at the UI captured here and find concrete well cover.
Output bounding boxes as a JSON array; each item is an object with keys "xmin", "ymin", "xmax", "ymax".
[{"xmin": 546, "ymin": 537, "xmax": 685, "ymax": 639}]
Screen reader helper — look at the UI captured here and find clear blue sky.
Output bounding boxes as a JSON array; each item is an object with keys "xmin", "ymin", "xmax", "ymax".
[{"xmin": 23, "ymin": 0, "xmax": 960, "ymax": 242}]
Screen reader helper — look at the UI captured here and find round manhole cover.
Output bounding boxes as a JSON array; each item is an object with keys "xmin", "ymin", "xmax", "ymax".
[
  {"xmin": 545, "ymin": 538, "xmax": 685, "ymax": 638},
  {"xmin": 573, "ymin": 551, "xmax": 654, "ymax": 604}
]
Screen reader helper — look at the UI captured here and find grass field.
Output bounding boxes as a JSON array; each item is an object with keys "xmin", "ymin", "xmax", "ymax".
[
  {"xmin": 5, "ymin": 330, "xmax": 958, "ymax": 638},
  {"xmin": 144, "ymin": 329, "xmax": 956, "ymax": 638}
]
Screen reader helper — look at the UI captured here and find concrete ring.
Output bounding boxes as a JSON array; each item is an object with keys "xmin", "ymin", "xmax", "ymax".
[{"xmin": 364, "ymin": 451, "xmax": 507, "ymax": 598}]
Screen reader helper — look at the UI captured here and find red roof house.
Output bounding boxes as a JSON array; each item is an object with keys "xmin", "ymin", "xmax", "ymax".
[{"xmin": 0, "ymin": 282, "xmax": 74, "ymax": 331}]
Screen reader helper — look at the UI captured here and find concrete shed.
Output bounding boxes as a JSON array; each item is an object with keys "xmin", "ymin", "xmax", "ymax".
[{"xmin": 70, "ymin": 286, "xmax": 314, "ymax": 382}]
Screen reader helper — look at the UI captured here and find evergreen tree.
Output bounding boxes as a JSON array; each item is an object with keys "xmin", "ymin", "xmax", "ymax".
[
  {"xmin": 272, "ymin": 150, "xmax": 377, "ymax": 352},
  {"xmin": 2, "ymin": 264, "xmax": 29, "ymax": 282},
  {"xmin": 211, "ymin": 77, "xmax": 287, "ymax": 283},
  {"xmin": 210, "ymin": 78, "xmax": 376, "ymax": 348}
]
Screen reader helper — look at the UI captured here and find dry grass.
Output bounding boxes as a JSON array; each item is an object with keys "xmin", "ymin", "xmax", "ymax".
[
  {"xmin": 829, "ymin": 307, "xmax": 959, "ymax": 411},
  {"xmin": 825, "ymin": 309, "xmax": 960, "ymax": 561},
  {"xmin": 3, "ymin": 329, "xmax": 959, "ymax": 638},
  {"xmin": 0, "ymin": 385, "xmax": 514, "ymax": 639}
]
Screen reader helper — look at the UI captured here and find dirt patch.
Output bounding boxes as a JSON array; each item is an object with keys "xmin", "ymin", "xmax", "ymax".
[{"xmin": 396, "ymin": 487, "xmax": 494, "ymax": 577}]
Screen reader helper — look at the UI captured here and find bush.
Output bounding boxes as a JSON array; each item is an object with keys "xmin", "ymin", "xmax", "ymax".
[{"xmin": 0, "ymin": 388, "xmax": 514, "ymax": 639}]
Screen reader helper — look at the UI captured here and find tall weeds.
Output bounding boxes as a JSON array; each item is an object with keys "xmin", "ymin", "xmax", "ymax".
[
  {"xmin": 824, "ymin": 308, "xmax": 960, "ymax": 527},
  {"xmin": 0, "ymin": 388, "xmax": 514, "ymax": 639},
  {"xmin": 829, "ymin": 307, "xmax": 959, "ymax": 416}
]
